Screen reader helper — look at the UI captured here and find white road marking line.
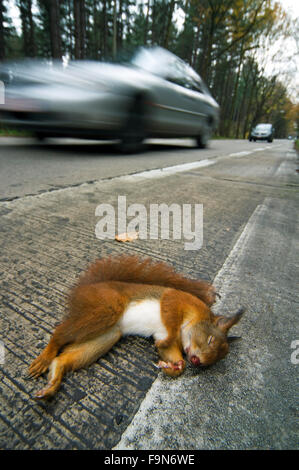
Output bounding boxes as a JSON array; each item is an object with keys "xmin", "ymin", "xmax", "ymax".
[
  {"xmin": 119, "ymin": 145, "xmax": 281, "ymax": 182},
  {"xmin": 120, "ymin": 159, "xmax": 216, "ymax": 182},
  {"xmin": 228, "ymin": 151, "xmax": 252, "ymax": 157}
]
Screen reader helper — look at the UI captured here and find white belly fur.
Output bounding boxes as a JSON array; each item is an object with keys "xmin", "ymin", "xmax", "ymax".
[{"xmin": 119, "ymin": 299, "xmax": 168, "ymax": 341}]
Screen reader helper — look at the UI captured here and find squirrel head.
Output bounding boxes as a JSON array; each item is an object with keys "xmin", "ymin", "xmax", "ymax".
[{"xmin": 182, "ymin": 307, "xmax": 245, "ymax": 367}]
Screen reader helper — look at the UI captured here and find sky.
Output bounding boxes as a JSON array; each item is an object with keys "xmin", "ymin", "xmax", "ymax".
[
  {"xmin": 265, "ymin": 0, "xmax": 299, "ymax": 101},
  {"xmin": 281, "ymin": 0, "xmax": 299, "ymax": 16},
  {"xmin": 5, "ymin": 0, "xmax": 299, "ymax": 102}
]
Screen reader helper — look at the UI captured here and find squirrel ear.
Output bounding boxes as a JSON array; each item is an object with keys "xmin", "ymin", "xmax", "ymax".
[
  {"xmin": 214, "ymin": 307, "xmax": 245, "ymax": 333},
  {"xmin": 227, "ymin": 335, "xmax": 242, "ymax": 343}
]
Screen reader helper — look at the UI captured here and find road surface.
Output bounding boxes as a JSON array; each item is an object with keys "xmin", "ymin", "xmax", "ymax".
[
  {"xmin": 0, "ymin": 137, "xmax": 289, "ymax": 200},
  {"xmin": 0, "ymin": 137, "xmax": 298, "ymax": 450}
]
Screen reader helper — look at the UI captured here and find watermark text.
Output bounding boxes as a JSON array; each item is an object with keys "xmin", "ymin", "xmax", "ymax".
[
  {"xmin": 95, "ymin": 196, "xmax": 203, "ymax": 250},
  {"xmin": 290, "ymin": 340, "xmax": 299, "ymax": 364},
  {"xmin": 0, "ymin": 81, "xmax": 4, "ymax": 105}
]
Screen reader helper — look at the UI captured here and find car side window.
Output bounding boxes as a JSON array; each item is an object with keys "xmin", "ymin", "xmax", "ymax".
[
  {"xmin": 165, "ymin": 57, "xmax": 191, "ymax": 90},
  {"xmin": 165, "ymin": 56, "xmax": 206, "ymax": 94},
  {"xmin": 189, "ymin": 79, "xmax": 204, "ymax": 94},
  {"xmin": 166, "ymin": 75, "xmax": 188, "ymax": 88}
]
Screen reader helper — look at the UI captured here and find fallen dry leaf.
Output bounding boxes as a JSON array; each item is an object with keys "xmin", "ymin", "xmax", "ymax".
[{"xmin": 115, "ymin": 231, "xmax": 139, "ymax": 242}]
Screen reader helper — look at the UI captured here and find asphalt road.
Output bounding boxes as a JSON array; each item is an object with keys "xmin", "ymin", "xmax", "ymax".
[
  {"xmin": 0, "ymin": 137, "xmax": 298, "ymax": 450},
  {"xmin": 0, "ymin": 137, "xmax": 286, "ymax": 200}
]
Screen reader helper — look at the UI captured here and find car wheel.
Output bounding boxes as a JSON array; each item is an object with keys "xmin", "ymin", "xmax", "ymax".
[
  {"xmin": 35, "ymin": 132, "xmax": 47, "ymax": 141},
  {"xmin": 118, "ymin": 97, "xmax": 146, "ymax": 154},
  {"xmin": 196, "ymin": 122, "xmax": 212, "ymax": 149},
  {"xmin": 196, "ymin": 134, "xmax": 208, "ymax": 149}
]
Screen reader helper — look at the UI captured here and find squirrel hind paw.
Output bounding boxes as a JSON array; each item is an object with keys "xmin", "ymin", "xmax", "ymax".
[{"xmin": 34, "ymin": 379, "xmax": 60, "ymax": 400}]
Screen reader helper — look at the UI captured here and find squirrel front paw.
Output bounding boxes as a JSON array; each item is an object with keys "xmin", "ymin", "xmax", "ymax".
[
  {"xmin": 205, "ymin": 284, "xmax": 221, "ymax": 306},
  {"xmin": 155, "ymin": 359, "xmax": 185, "ymax": 377},
  {"xmin": 28, "ymin": 355, "xmax": 52, "ymax": 379}
]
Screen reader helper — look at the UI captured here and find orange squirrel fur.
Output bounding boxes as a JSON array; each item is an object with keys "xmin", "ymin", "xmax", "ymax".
[{"xmin": 29, "ymin": 255, "xmax": 244, "ymax": 399}]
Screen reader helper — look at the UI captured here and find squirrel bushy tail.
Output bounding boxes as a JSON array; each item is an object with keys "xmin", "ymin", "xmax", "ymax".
[{"xmin": 74, "ymin": 255, "xmax": 215, "ymax": 306}]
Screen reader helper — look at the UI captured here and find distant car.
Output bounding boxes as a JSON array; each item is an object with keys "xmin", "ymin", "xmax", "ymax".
[
  {"xmin": 249, "ymin": 123, "xmax": 274, "ymax": 143},
  {"xmin": 0, "ymin": 47, "xmax": 219, "ymax": 152}
]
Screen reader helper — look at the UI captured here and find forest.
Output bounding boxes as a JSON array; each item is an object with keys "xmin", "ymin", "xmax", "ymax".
[{"xmin": 0, "ymin": 0, "xmax": 298, "ymax": 138}]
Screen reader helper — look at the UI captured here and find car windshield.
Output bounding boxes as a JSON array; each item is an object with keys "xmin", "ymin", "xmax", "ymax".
[{"xmin": 255, "ymin": 124, "xmax": 271, "ymax": 131}]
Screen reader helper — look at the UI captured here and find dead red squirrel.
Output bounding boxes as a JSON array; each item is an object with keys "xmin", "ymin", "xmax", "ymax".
[{"xmin": 28, "ymin": 255, "xmax": 244, "ymax": 399}]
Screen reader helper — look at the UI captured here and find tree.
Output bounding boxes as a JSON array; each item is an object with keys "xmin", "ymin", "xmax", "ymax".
[
  {"xmin": 74, "ymin": 0, "xmax": 85, "ymax": 59},
  {"xmin": 16, "ymin": 0, "xmax": 36, "ymax": 57},
  {"xmin": 0, "ymin": 0, "xmax": 5, "ymax": 61},
  {"xmin": 49, "ymin": 0, "xmax": 62, "ymax": 59}
]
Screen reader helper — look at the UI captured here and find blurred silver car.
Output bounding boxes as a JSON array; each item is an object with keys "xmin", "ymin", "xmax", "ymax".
[{"xmin": 0, "ymin": 47, "xmax": 219, "ymax": 152}]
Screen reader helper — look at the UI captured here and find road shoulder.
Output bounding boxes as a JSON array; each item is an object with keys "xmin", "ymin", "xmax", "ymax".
[{"xmin": 114, "ymin": 196, "xmax": 298, "ymax": 450}]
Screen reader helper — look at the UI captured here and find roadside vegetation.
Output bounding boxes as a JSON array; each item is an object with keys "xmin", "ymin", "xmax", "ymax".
[{"xmin": 0, "ymin": 127, "xmax": 31, "ymax": 136}]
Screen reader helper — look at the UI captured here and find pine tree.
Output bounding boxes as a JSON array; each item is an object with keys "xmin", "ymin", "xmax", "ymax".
[{"xmin": 0, "ymin": 0, "xmax": 5, "ymax": 61}]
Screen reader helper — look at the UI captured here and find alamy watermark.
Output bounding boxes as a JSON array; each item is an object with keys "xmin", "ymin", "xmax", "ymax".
[
  {"xmin": 95, "ymin": 195, "xmax": 203, "ymax": 250},
  {"xmin": 0, "ymin": 81, "xmax": 4, "ymax": 105},
  {"xmin": 290, "ymin": 340, "xmax": 299, "ymax": 365}
]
